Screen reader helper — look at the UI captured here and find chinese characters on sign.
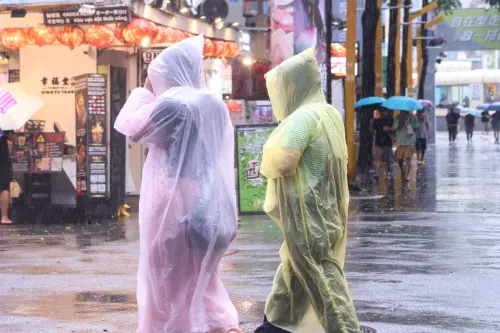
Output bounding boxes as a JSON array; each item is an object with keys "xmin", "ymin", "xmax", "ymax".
[
  {"xmin": 43, "ymin": 7, "xmax": 130, "ymax": 26},
  {"xmin": 41, "ymin": 76, "xmax": 75, "ymax": 95},
  {"xmin": 450, "ymin": 14, "xmax": 500, "ymax": 42}
]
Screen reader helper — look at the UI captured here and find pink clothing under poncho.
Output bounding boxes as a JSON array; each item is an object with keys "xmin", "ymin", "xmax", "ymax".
[{"xmin": 114, "ymin": 35, "xmax": 239, "ymax": 333}]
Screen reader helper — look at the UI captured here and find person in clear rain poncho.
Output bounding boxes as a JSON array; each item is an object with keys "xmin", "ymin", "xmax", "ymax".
[
  {"xmin": 114, "ymin": 35, "xmax": 241, "ymax": 333},
  {"xmin": 254, "ymin": 49, "xmax": 360, "ymax": 333}
]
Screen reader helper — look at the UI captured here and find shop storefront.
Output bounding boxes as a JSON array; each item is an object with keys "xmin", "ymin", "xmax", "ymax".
[{"xmin": 0, "ymin": 1, "xmax": 241, "ymax": 222}]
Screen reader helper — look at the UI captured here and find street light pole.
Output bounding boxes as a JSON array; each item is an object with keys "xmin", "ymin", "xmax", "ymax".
[
  {"xmin": 346, "ymin": 0, "xmax": 357, "ymax": 181},
  {"xmin": 375, "ymin": 0, "xmax": 383, "ymax": 98}
]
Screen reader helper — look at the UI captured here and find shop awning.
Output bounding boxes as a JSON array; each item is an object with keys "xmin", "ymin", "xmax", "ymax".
[{"xmin": 435, "ymin": 69, "xmax": 500, "ymax": 86}]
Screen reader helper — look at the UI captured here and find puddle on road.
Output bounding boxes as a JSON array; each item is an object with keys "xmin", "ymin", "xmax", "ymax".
[{"xmin": 6, "ymin": 292, "xmax": 137, "ymax": 322}]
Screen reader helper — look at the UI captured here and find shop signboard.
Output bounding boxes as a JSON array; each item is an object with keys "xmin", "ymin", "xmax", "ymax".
[
  {"xmin": 440, "ymin": 9, "xmax": 500, "ymax": 51},
  {"xmin": 138, "ymin": 48, "xmax": 163, "ymax": 88},
  {"xmin": 235, "ymin": 124, "xmax": 277, "ymax": 214},
  {"xmin": 75, "ymin": 74, "xmax": 108, "ymax": 198},
  {"xmin": 43, "ymin": 6, "xmax": 131, "ymax": 26}
]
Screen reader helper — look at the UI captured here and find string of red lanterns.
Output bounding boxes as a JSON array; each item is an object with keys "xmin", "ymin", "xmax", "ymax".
[{"xmin": 0, "ymin": 18, "xmax": 240, "ymax": 59}]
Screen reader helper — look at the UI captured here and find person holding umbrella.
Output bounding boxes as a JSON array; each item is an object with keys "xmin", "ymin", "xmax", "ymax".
[
  {"xmin": 464, "ymin": 112, "xmax": 476, "ymax": 141},
  {"xmin": 492, "ymin": 111, "xmax": 500, "ymax": 143},
  {"xmin": 0, "ymin": 85, "xmax": 43, "ymax": 224},
  {"xmin": 370, "ymin": 109, "xmax": 393, "ymax": 177},
  {"xmin": 0, "ymin": 129, "xmax": 15, "ymax": 224},
  {"xmin": 445, "ymin": 107, "xmax": 461, "ymax": 144},
  {"xmin": 381, "ymin": 97, "xmax": 421, "ymax": 182}
]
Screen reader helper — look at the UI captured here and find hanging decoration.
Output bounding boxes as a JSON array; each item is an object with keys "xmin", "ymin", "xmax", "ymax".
[
  {"xmin": 203, "ymin": 37, "xmax": 215, "ymax": 57},
  {"xmin": 152, "ymin": 25, "xmax": 170, "ymax": 44},
  {"xmin": 1, "ymin": 28, "xmax": 27, "ymax": 51},
  {"xmin": 172, "ymin": 29, "xmax": 187, "ymax": 43},
  {"xmin": 225, "ymin": 99, "xmax": 241, "ymax": 112},
  {"xmin": 114, "ymin": 23, "xmax": 130, "ymax": 45},
  {"xmin": 123, "ymin": 18, "xmax": 158, "ymax": 45},
  {"xmin": 85, "ymin": 25, "xmax": 115, "ymax": 49},
  {"xmin": 213, "ymin": 40, "xmax": 227, "ymax": 58},
  {"xmin": 27, "ymin": 26, "xmax": 57, "ymax": 46},
  {"xmin": 227, "ymin": 42, "xmax": 240, "ymax": 59},
  {"xmin": 57, "ymin": 26, "xmax": 85, "ymax": 49}
]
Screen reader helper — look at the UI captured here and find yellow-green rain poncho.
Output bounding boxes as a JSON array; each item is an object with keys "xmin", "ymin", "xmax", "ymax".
[{"xmin": 260, "ymin": 48, "xmax": 360, "ymax": 333}]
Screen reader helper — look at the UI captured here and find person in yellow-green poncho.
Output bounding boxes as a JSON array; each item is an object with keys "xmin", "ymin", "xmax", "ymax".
[{"xmin": 254, "ymin": 49, "xmax": 360, "ymax": 333}]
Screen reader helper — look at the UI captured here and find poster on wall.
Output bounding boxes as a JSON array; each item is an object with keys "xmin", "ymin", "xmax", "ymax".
[
  {"xmin": 236, "ymin": 124, "xmax": 277, "ymax": 214},
  {"xmin": 75, "ymin": 75, "xmax": 88, "ymax": 196},
  {"xmin": 294, "ymin": 0, "xmax": 327, "ymax": 92},
  {"xmin": 74, "ymin": 74, "xmax": 108, "ymax": 198},
  {"xmin": 10, "ymin": 133, "xmax": 33, "ymax": 173},
  {"xmin": 31, "ymin": 132, "xmax": 65, "ymax": 173},
  {"xmin": 271, "ymin": 0, "xmax": 294, "ymax": 67},
  {"xmin": 138, "ymin": 48, "xmax": 163, "ymax": 88}
]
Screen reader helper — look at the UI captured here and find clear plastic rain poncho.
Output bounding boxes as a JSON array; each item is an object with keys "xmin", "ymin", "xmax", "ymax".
[
  {"xmin": 260, "ymin": 48, "xmax": 360, "ymax": 333},
  {"xmin": 114, "ymin": 35, "xmax": 239, "ymax": 333}
]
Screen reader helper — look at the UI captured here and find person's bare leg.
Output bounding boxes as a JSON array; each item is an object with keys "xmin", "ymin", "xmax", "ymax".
[{"xmin": 0, "ymin": 190, "xmax": 12, "ymax": 224}]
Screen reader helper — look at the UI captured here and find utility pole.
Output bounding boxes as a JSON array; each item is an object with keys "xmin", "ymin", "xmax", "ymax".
[{"xmin": 345, "ymin": 0, "xmax": 357, "ymax": 181}]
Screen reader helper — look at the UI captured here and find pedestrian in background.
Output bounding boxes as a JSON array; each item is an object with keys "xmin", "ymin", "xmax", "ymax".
[
  {"xmin": 114, "ymin": 35, "xmax": 241, "ymax": 333},
  {"xmin": 0, "ymin": 130, "xmax": 14, "ymax": 225},
  {"xmin": 445, "ymin": 108, "xmax": 460, "ymax": 144},
  {"xmin": 390, "ymin": 111, "xmax": 419, "ymax": 182},
  {"xmin": 415, "ymin": 109, "xmax": 431, "ymax": 165},
  {"xmin": 371, "ymin": 109, "xmax": 394, "ymax": 177},
  {"xmin": 492, "ymin": 111, "xmax": 500, "ymax": 143},
  {"xmin": 481, "ymin": 110, "xmax": 490, "ymax": 135},
  {"xmin": 255, "ymin": 49, "xmax": 360, "ymax": 333},
  {"xmin": 464, "ymin": 113, "xmax": 475, "ymax": 141}
]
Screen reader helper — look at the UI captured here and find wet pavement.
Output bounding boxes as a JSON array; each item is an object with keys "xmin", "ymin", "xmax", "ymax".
[{"xmin": 1, "ymin": 133, "xmax": 500, "ymax": 333}]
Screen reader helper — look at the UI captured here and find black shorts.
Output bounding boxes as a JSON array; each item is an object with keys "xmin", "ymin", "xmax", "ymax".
[
  {"xmin": 415, "ymin": 138, "xmax": 427, "ymax": 151},
  {"xmin": 0, "ymin": 163, "xmax": 12, "ymax": 191}
]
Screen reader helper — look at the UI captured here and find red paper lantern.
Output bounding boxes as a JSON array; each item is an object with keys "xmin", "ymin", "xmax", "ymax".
[
  {"xmin": 152, "ymin": 26, "xmax": 170, "ymax": 44},
  {"xmin": 85, "ymin": 25, "xmax": 115, "ymax": 49},
  {"xmin": 203, "ymin": 38, "xmax": 215, "ymax": 57},
  {"xmin": 172, "ymin": 29, "xmax": 186, "ymax": 43},
  {"xmin": 123, "ymin": 18, "xmax": 158, "ymax": 45},
  {"xmin": 213, "ymin": 40, "xmax": 226, "ymax": 58},
  {"xmin": 57, "ymin": 26, "xmax": 85, "ymax": 49},
  {"xmin": 1, "ymin": 28, "xmax": 27, "ymax": 51},
  {"xmin": 27, "ymin": 26, "xmax": 56, "ymax": 46},
  {"xmin": 227, "ymin": 42, "xmax": 240, "ymax": 59}
]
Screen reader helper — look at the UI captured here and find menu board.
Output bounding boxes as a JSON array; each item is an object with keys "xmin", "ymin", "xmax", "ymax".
[
  {"xmin": 10, "ymin": 133, "xmax": 33, "ymax": 173},
  {"xmin": 74, "ymin": 74, "xmax": 108, "ymax": 198},
  {"xmin": 10, "ymin": 132, "xmax": 64, "ymax": 173},
  {"xmin": 31, "ymin": 132, "xmax": 64, "ymax": 172},
  {"xmin": 235, "ymin": 124, "xmax": 277, "ymax": 214}
]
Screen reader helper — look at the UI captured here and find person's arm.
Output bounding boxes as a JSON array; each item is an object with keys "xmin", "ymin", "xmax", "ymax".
[{"xmin": 426, "ymin": 117, "xmax": 431, "ymax": 137}]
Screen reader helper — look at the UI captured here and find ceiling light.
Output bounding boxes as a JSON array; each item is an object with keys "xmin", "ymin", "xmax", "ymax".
[
  {"xmin": 214, "ymin": 17, "xmax": 223, "ymax": 23},
  {"xmin": 180, "ymin": 7, "xmax": 189, "ymax": 14},
  {"xmin": 200, "ymin": 15, "xmax": 206, "ymax": 20},
  {"xmin": 232, "ymin": 22, "xmax": 239, "ymax": 27}
]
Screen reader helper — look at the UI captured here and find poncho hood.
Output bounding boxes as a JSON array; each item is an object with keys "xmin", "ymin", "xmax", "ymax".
[
  {"xmin": 265, "ymin": 48, "xmax": 326, "ymax": 121},
  {"xmin": 147, "ymin": 34, "xmax": 205, "ymax": 95}
]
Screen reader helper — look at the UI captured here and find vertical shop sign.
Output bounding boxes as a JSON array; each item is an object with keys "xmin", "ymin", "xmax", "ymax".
[
  {"xmin": 75, "ymin": 75, "xmax": 88, "ymax": 196},
  {"xmin": 87, "ymin": 75, "xmax": 108, "ymax": 198},
  {"xmin": 75, "ymin": 74, "xmax": 108, "ymax": 197},
  {"xmin": 236, "ymin": 124, "xmax": 277, "ymax": 214}
]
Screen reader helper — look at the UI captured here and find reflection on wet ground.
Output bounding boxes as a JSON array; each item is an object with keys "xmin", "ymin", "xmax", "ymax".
[{"xmin": 1, "ymin": 133, "xmax": 500, "ymax": 332}]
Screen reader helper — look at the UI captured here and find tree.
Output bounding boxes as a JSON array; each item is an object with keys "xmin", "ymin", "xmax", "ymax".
[
  {"xmin": 418, "ymin": 0, "xmax": 429, "ymax": 100},
  {"xmin": 358, "ymin": 0, "xmax": 380, "ymax": 176},
  {"xmin": 386, "ymin": 0, "xmax": 398, "ymax": 98},
  {"xmin": 400, "ymin": 0, "xmax": 411, "ymax": 95}
]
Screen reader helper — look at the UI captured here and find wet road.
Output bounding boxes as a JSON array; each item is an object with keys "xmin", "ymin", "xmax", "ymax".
[{"xmin": 1, "ymin": 133, "xmax": 500, "ymax": 333}]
